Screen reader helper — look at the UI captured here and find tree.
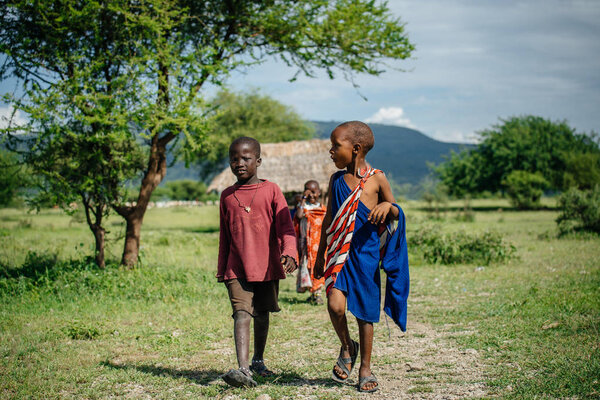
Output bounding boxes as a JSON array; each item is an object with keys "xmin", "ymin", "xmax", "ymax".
[
  {"xmin": 502, "ymin": 170, "xmax": 548, "ymax": 210},
  {"xmin": 435, "ymin": 116, "xmax": 600, "ymax": 198},
  {"xmin": 195, "ymin": 89, "xmax": 314, "ymax": 174},
  {"xmin": 0, "ymin": 149, "xmax": 29, "ymax": 207},
  {"xmin": 563, "ymin": 151, "xmax": 600, "ymax": 190},
  {"xmin": 1, "ymin": 0, "xmax": 414, "ymax": 266},
  {"xmin": 25, "ymin": 130, "xmax": 144, "ymax": 268}
]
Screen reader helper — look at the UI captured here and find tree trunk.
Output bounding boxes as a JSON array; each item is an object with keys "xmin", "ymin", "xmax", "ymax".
[
  {"xmin": 82, "ymin": 198, "xmax": 106, "ymax": 269},
  {"xmin": 121, "ymin": 212, "xmax": 143, "ymax": 266},
  {"xmin": 116, "ymin": 132, "xmax": 173, "ymax": 267},
  {"xmin": 93, "ymin": 226, "xmax": 106, "ymax": 269}
]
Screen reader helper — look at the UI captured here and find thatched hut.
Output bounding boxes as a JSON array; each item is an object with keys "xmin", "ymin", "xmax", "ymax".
[{"xmin": 207, "ymin": 139, "xmax": 339, "ymax": 194}]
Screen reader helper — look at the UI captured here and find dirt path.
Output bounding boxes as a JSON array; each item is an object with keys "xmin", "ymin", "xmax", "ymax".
[
  {"xmin": 216, "ymin": 318, "xmax": 489, "ymax": 400},
  {"xmin": 363, "ymin": 320, "xmax": 488, "ymax": 399}
]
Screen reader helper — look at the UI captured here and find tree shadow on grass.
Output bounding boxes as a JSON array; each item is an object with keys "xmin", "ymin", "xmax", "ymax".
[
  {"xmin": 101, "ymin": 361, "xmax": 340, "ymax": 388},
  {"xmin": 278, "ymin": 294, "xmax": 309, "ymax": 306},
  {"xmin": 100, "ymin": 360, "xmax": 222, "ymax": 386},
  {"xmin": 0, "ymin": 252, "xmax": 108, "ymax": 281}
]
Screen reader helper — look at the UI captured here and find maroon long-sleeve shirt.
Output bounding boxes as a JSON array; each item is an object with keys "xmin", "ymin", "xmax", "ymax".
[{"xmin": 217, "ymin": 180, "xmax": 298, "ymax": 282}]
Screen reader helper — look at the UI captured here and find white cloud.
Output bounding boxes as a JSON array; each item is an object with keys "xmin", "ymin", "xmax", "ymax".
[
  {"xmin": 365, "ymin": 107, "xmax": 415, "ymax": 128},
  {"xmin": 431, "ymin": 129, "xmax": 478, "ymax": 144},
  {"xmin": 0, "ymin": 105, "xmax": 27, "ymax": 130}
]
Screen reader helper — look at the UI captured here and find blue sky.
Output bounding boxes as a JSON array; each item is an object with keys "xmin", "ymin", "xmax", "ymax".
[{"xmin": 2, "ymin": 0, "xmax": 599, "ymax": 143}]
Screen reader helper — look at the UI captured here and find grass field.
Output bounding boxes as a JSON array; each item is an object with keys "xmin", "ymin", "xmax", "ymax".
[{"xmin": 0, "ymin": 200, "xmax": 599, "ymax": 399}]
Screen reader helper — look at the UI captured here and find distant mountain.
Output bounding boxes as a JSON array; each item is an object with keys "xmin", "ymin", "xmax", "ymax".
[
  {"xmin": 3, "ymin": 123, "xmax": 472, "ymax": 187},
  {"xmin": 311, "ymin": 121, "xmax": 473, "ymax": 185}
]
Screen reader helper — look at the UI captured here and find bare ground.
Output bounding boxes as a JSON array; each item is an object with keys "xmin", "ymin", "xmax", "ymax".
[
  {"xmin": 215, "ymin": 317, "xmax": 489, "ymax": 400},
  {"xmin": 362, "ymin": 320, "xmax": 488, "ymax": 400}
]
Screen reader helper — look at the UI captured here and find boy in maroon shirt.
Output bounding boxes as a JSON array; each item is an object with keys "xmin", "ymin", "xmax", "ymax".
[{"xmin": 217, "ymin": 136, "xmax": 298, "ymax": 387}]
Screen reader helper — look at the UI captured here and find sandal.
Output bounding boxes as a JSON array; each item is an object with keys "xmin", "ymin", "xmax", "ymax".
[
  {"xmin": 331, "ymin": 339, "xmax": 359, "ymax": 383},
  {"xmin": 250, "ymin": 359, "xmax": 275, "ymax": 377},
  {"xmin": 222, "ymin": 367, "xmax": 257, "ymax": 387},
  {"xmin": 358, "ymin": 374, "xmax": 379, "ymax": 393}
]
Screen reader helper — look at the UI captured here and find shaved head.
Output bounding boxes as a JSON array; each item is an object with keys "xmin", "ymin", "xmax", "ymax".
[
  {"xmin": 229, "ymin": 136, "xmax": 261, "ymax": 157},
  {"xmin": 337, "ymin": 121, "xmax": 374, "ymax": 152},
  {"xmin": 304, "ymin": 180, "xmax": 320, "ymax": 190}
]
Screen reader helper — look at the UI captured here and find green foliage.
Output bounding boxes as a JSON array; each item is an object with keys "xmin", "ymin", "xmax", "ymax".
[
  {"xmin": 409, "ymin": 224, "xmax": 516, "ymax": 265},
  {"xmin": 436, "ymin": 116, "xmax": 600, "ymax": 197},
  {"xmin": 419, "ymin": 176, "xmax": 448, "ymax": 218},
  {"xmin": 502, "ymin": 170, "xmax": 548, "ymax": 210},
  {"xmin": 195, "ymin": 89, "xmax": 315, "ymax": 169},
  {"xmin": 556, "ymin": 186, "xmax": 600, "ymax": 234},
  {"xmin": 0, "ymin": 149, "xmax": 30, "ymax": 206},
  {"xmin": 563, "ymin": 151, "xmax": 600, "ymax": 190},
  {"xmin": 26, "ymin": 130, "xmax": 146, "ymax": 213},
  {"xmin": 434, "ymin": 150, "xmax": 482, "ymax": 197}
]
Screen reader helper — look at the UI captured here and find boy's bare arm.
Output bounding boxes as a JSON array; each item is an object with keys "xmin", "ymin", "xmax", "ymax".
[
  {"xmin": 313, "ymin": 174, "xmax": 334, "ymax": 279},
  {"xmin": 367, "ymin": 173, "xmax": 400, "ymax": 224}
]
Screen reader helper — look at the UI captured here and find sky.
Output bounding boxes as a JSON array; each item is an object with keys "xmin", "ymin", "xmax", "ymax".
[
  {"xmin": 223, "ymin": 0, "xmax": 600, "ymax": 143},
  {"xmin": 2, "ymin": 0, "xmax": 599, "ymax": 143}
]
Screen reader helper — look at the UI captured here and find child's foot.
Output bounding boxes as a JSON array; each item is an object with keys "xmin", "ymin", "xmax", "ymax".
[
  {"xmin": 358, "ymin": 374, "xmax": 379, "ymax": 393},
  {"xmin": 250, "ymin": 359, "xmax": 274, "ymax": 377},
  {"xmin": 307, "ymin": 293, "xmax": 324, "ymax": 305},
  {"xmin": 332, "ymin": 340, "xmax": 359, "ymax": 382},
  {"xmin": 222, "ymin": 367, "xmax": 257, "ymax": 387}
]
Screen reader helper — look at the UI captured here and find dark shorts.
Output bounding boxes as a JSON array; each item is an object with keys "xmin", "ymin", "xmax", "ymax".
[{"xmin": 225, "ymin": 278, "xmax": 280, "ymax": 317}]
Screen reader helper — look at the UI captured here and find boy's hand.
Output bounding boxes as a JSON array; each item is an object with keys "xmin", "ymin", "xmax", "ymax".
[
  {"xmin": 313, "ymin": 257, "xmax": 324, "ymax": 279},
  {"xmin": 368, "ymin": 201, "xmax": 393, "ymax": 225},
  {"xmin": 280, "ymin": 255, "xmax": 297, "ymax": 274}
]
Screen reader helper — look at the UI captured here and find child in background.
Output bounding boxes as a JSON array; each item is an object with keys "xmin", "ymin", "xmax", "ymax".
[
  {"xmin": 289, "ymin": 193, "xmax": 303, "ymax": 219},
  {"xmin": 217, "ymin": 137, "xmax": 298, "ymax": 387},
  {"xmin": 314, "ymin": 121, "xmax": 410, "ymax": 393},
  {"xmin": 294, "ymin": 180, "xmax": 327, "ymax": 304}
]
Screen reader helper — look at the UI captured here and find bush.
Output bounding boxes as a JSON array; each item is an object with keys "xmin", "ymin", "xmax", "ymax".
[
  {"xmin": 409, "ymin": 224, "xmax": 516, "ymax": 265},
  {"xmin": 503, "ymin": 170, "xmax": 548, "ymax": 209},
  {"xmin": 556, "ymin": 186, "xmax": 600, "ymax": 234}
]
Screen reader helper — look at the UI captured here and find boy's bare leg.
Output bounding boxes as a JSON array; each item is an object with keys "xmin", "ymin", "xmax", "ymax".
[
  {"xmin": 357, "ymin": 318, "xmax": 378, "ymax": 391},
  {"xmin": 327, "ymin": 288, "xmax": 356, "ymax": 379},
  {"xmin": 233, "ymin": 311, "xmax": 252, "ymax": 370},
  {"xmin": 252, "ymin": 311, "xmax": 269, "ymax": 360}
]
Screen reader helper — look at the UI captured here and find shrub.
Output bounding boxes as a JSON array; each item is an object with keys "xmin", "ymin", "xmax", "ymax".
[
  {"xmin": 556, "ymin": 186, "xmax": 600, "ymax": 234},
  {"xmin": 503, "ymin": 170, "xmax": 548, "ymax": 209},
  {"xmin": 409, "ymin": 224, "xmax": 516, "ymax": 265}
]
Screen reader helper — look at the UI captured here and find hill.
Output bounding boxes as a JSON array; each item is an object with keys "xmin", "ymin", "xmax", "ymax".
[
  {"xmin": 3, "ymin": 123, "xmax": 472, "ymax": 187},
  {"xmin": 311, "ymin": 121, "xmax": 471, "ymax": 185},
  {"xmin": 163, "ymin": 121, "xmax": 472, "ymax": 186}
]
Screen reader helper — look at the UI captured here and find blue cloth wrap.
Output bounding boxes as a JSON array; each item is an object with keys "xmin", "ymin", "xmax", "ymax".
[{"xmin": 330, "ymin": 171, "xmax": 410, "ymax": 331}]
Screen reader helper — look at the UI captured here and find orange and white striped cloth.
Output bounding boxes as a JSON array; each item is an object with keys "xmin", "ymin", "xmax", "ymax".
[{"xmin": 323, "ymin": 168, "xmax": 383, "ymax": 294}]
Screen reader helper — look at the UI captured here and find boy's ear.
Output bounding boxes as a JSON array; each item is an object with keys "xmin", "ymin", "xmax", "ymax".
[
  {"xmin": 353, "ymin": 143, "xmax": 362, "ymax": 155},
  {"xmin": 257, "ymin": 157, "xmax": 262, "ymax": 166}
]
